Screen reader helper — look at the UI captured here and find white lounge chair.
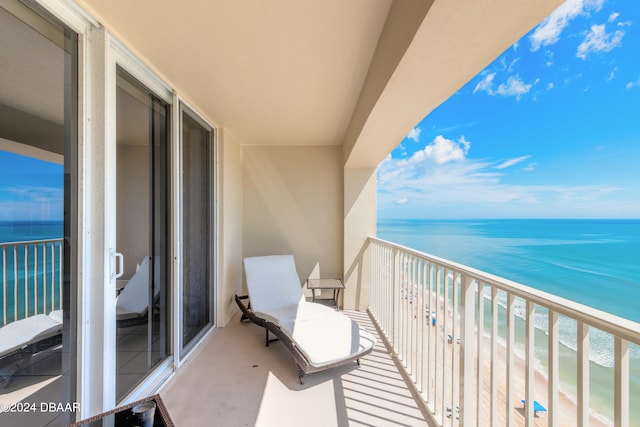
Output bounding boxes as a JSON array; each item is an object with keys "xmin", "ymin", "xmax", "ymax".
[
  {"xmin": 0, "ymin": 310, "xmax": 63, "ymax": 385},
  {"xmin": 236, "ymin": 255, "xmax": 376, "ymax": 383},
  {"xmin": 116, "ymin": 256, "xmax": 160, "ymax": 328}
]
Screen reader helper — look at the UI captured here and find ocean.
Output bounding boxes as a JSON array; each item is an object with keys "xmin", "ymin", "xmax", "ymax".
[
  {"xmin": 0, "ymin": 220, "xmax": 64, "ymax": 323},
  {"xmin": 378, "ymin": 218, "xmax": 640, "ymax": 424},
  {"xmin": 0, "ymin": 220, "xmax": 64, "ymax": 244}
]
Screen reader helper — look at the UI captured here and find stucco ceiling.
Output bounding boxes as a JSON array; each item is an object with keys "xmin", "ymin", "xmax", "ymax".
[
  {"xmin": 0, "ymin": 6, "xmax": 64, "ymax": 125},
  {"xmin": 78, "ymin": 0, "xmax": 563, "ymax": 165},
  {"xmin": 0, "ymin": 4, "xmax": 65, "ymax": 158},
  {"xmin": 80, "ymin": 0, "xmax": 393, "ymax": 146}
]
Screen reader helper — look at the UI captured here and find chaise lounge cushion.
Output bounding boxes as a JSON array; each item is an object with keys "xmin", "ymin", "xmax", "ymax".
[
  {"xmin": 116, "ymin": 256, "xmax": 160, "ymax": 320},
  {"xmin": 283, "ymin": 303, "xmax": 375, "ymax": 367},
  {"xmin": 243, "ymin": 255, "xmax": 305, "ymax": 315},
  {"xmin": 0, "ymin": 310, "xmax": 63, "ymax": 357},
  {"xmin": 244, "ymin": 255, "xmax": 376, "ymax": 368}
]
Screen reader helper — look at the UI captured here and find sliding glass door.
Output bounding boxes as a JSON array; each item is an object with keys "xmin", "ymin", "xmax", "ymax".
[
  {"xmin": 181, "ymin": 107, "xmax": 214, "ymax": 355},
  {"xmin": 115, "ymin": 67, "xmax": 170, "ymax": 400},
  {"xmin": 0, "ymin": 1, "xmax": 77, "ymax": 425}
]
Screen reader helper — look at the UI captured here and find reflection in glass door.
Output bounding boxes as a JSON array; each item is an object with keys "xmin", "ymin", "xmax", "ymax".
[
  {"xmin": 0, "ymin": 1, "xmax": 77, "ymax": 425},
  {"xmin": 115, "ymin": 67, "xmax": 169, "ymax": 400},
  {"xmin": 181, "ymin": 109, "xmax": 214, "ymax": 355}
]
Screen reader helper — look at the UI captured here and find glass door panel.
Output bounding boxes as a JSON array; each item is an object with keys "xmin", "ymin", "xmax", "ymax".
[
  {"xmin": 181, "ymin": 110, "xmax": 214, "ymax": 354},
  {"xmin": 115, "ymin": 67, "xmax": 169, "ymax": 400},
  {"xmin": 0, "ymin": 1, "xmax": 77, "ymax": 425}
]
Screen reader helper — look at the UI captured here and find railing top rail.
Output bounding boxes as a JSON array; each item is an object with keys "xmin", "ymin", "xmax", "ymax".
[
  {"xmin": 370, "ymin": 236, "xmax": 640, "ymax": 345},
  {"xmin": 0, "ymin": 238, "xmax": 64, "ymax": 248}
]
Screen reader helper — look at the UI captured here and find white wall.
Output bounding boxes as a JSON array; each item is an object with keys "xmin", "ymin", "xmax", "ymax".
[
  {"xmin": 218, "ymin": 129, "xmax": 243, "ymax": 327},
  {"xmin": 115, "ymin": 144, "xmax": 149, "ymax": 278},
  {"xmin": 343, "ymin": 167, "xmax": 376, "ymax": 310},
  {"xmin": 242, "ymin": 145, "xmax": 343, "ymax": 291}
]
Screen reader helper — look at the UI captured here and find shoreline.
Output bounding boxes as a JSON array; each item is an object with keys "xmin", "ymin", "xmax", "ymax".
[
  {"xmin": 483, "ymin": 332, "xmax": 611, "ymax": 427},
  {"xmin": 424, "ymin": 300, "xmax": 613, "ymax": 426}
]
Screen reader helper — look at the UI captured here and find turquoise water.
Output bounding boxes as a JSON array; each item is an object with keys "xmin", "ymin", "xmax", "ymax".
[
  {"xmin": 0, "ymin": 220, "xmax": 63, "ymax": 244},
  {"xmin": 0, "ymin": 221, "xmax": 63, "ymax": 323},
  {"xmin": 378, "ymin": 218, "xmax": 640, "ymax": 424},
  {"xmin": 378, "ymin": 219, "xmax": 640, "ymax": 321}
]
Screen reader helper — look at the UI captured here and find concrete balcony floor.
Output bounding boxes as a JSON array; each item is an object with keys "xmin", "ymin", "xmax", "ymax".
[{"xmin": 160, "ymin": 310, "xmax": 428, "ymax": 426}]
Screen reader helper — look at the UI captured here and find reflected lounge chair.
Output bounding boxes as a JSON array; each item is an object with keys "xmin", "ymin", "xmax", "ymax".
[
  {"xmin": 235, "ymin": 255, "xmax": 376, "ymax": 384},
  {"xmin": 116, "ymin": 256, "xmax": 160, "ymax": 328},
  {"xmin": 0, "ymin": 310, "xmax": 63, "ymax": 386}
]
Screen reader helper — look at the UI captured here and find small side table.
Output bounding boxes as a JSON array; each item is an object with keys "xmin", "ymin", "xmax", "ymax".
[{"xmin": 306, "ymin": 278, "xmax": 345, "ymax": 308}]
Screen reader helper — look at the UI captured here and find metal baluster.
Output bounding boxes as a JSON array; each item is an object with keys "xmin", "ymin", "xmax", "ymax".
[
  {"xmin": 577, "ymin": 321, "xmax": 590, "ymax": 427},
  {"xmin": 2, "ymin": 247, "xmax": 7, "ymax": 325},
  {"xmin": 34, "ymin": 244, "xmax": 39, "ymax": 314},
  {"xmin": 477, "ymin": 282, "xmax": 485, "ymax": 426},
  {"xmin": 506, "ymin": 293, "xmax": 515, "ymax": 427},
  {"xmin": 525, "ymin": 301, "xmax": 535, "ymax": 426},
  {"xmin": 614, "ymin": 337, "xmax": 629, "ymax": 427},
  {"xmin": 490, "ymin": 287, "xmax": 499, "ymax": 427},
  {"xmin": 549, "ymin": 310, "xmax": 559, "ymax": 427}
]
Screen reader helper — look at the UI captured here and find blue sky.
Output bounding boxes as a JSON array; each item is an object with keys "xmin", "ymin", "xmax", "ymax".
[
  {"xmin": 0, "ymin": 151, "xmax": 63, "ymax": 221},
  {"xmin": 378, "ymin": 0, "xmax": 640, "ymax": 220}
]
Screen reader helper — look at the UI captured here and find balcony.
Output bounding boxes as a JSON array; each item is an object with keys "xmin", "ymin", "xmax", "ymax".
[
  {"xmin": 368, "ymin": 237, "xmax": 639, "ymax": 427},
  {"xmin": 2, "ymin": 236, "xmax": 638, "ymax": 426},
  {"xmin": 160, "ymin": 310, "xmax": 428, "ymax": 426},
  {"xmin": 0, "ymin": 238, "xmax": 63, "ymax": 326},
  {"xmin": 161, "ymin": 238, "xmax": 639, "ymax": 427},
  {"xmin": 0, "ymin": 239, "xmax": 64, "ymax": 425}
]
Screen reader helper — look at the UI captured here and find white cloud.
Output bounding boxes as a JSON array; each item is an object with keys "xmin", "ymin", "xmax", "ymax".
[
  {"xmin": 608, "ymin": 12, "xmax": 620, "ymax": 23},
  {"xmin": 495, "ymin": 76, "xmax": 533, "ymax": 99},
  {"xmin": 576, "ymin": 24, "xmax": 625, "ymax": 59},
  {"xmin": 395, "ymin": 143, "xmax": 408, "ymax": 157},
  {"xmin": 398, "ymin": 136, "xmax": 470, "ymax": 167},
  {"xmin": 626, "ymin": 78, "xmax": 640, "ymax": 89},
  {"xmin": 474, "ymin": 74, "xmax": 533, "ymax": 100},
  {"xmin": 0, "ymin": 185, "xmax": 63, "ymax": 221},
  {"xmin": 494, "ymin": 155, "xmax": 532, "ymax": 170},
  {"xmin": 473, "ymin": 73, "xmax": 496, "ymax": 95},
  {"xmin": 543, "ymin": 50, "xmax": 555, "ymax": 67},
  {"xmin": 564, "ymin": 73, "xmax": 584, "ymax": 86},
  {"xmin": 377, "ymin": 148, "xmax": 634, "ymax": 219},
  {"xmin": 499, "ymin": 57, "xmax": 520, "ymax": 73},
  {"xmin": 422, "ymin": 136, "xmax": 469, "ymax": 164},
  {"xmin": 530, "ymin": 0, "xmax": 605, "ymax": 51},
  {"xmin": 406, "ymin": 127, "xmax": 421, "ymax": 142},
  {"xmin": 377, "ymin": 136, "xmax": 471, "ymax": 187}
]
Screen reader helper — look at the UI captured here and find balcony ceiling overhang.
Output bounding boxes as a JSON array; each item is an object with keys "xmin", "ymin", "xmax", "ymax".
[
  {"xmin": 78, "ymin": 0, "xmax": 562, "ymax": 165},
  {"xmin": 79, "ymin": 0, "xmax": 393, "ymax": 147}
]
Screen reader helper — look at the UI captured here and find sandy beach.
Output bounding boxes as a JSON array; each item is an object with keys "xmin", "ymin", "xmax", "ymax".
[
  {"xmin": 401, "ymin": 298, "xmax": 612, "ymax": 427},
  {"xmin": 480, "ymin": 333, "xmax": 610, "ymax": 427}
]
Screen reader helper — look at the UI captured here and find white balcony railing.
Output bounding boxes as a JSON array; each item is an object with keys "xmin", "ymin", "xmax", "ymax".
[
  {"xmin": 0, "ymin": 238, "xmax": 63, "ymax": 326},
  {"xmin": 368, "ymin": 237, "xmax": 639, "ymax": 427}
]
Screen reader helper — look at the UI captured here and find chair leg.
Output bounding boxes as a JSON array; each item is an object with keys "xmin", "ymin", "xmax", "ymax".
[
  {"xmin": 297, "ymin": 365, "xmax": 305, "ymax": 385},
  {"xmin": 356, "ymin": 359, "xmax": 360, "ymax": 366},
  {"xmin": 264, "ymin": 328, "xmax": 279, "ymax": 346}
]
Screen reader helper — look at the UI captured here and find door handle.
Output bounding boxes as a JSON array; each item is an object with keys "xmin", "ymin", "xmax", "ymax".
[{"xmin": 113, "ymin": 251, "xmax": 124, "ymax": 279}]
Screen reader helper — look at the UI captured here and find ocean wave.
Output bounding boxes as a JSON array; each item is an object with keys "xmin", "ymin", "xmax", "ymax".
[
  {"xmin": 547, "ymin": 260, "xmax": 619, "ymax": 280},
  {"xmin": 483, "ymin": 292, "xmax": 640, "ymax": 368}
]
